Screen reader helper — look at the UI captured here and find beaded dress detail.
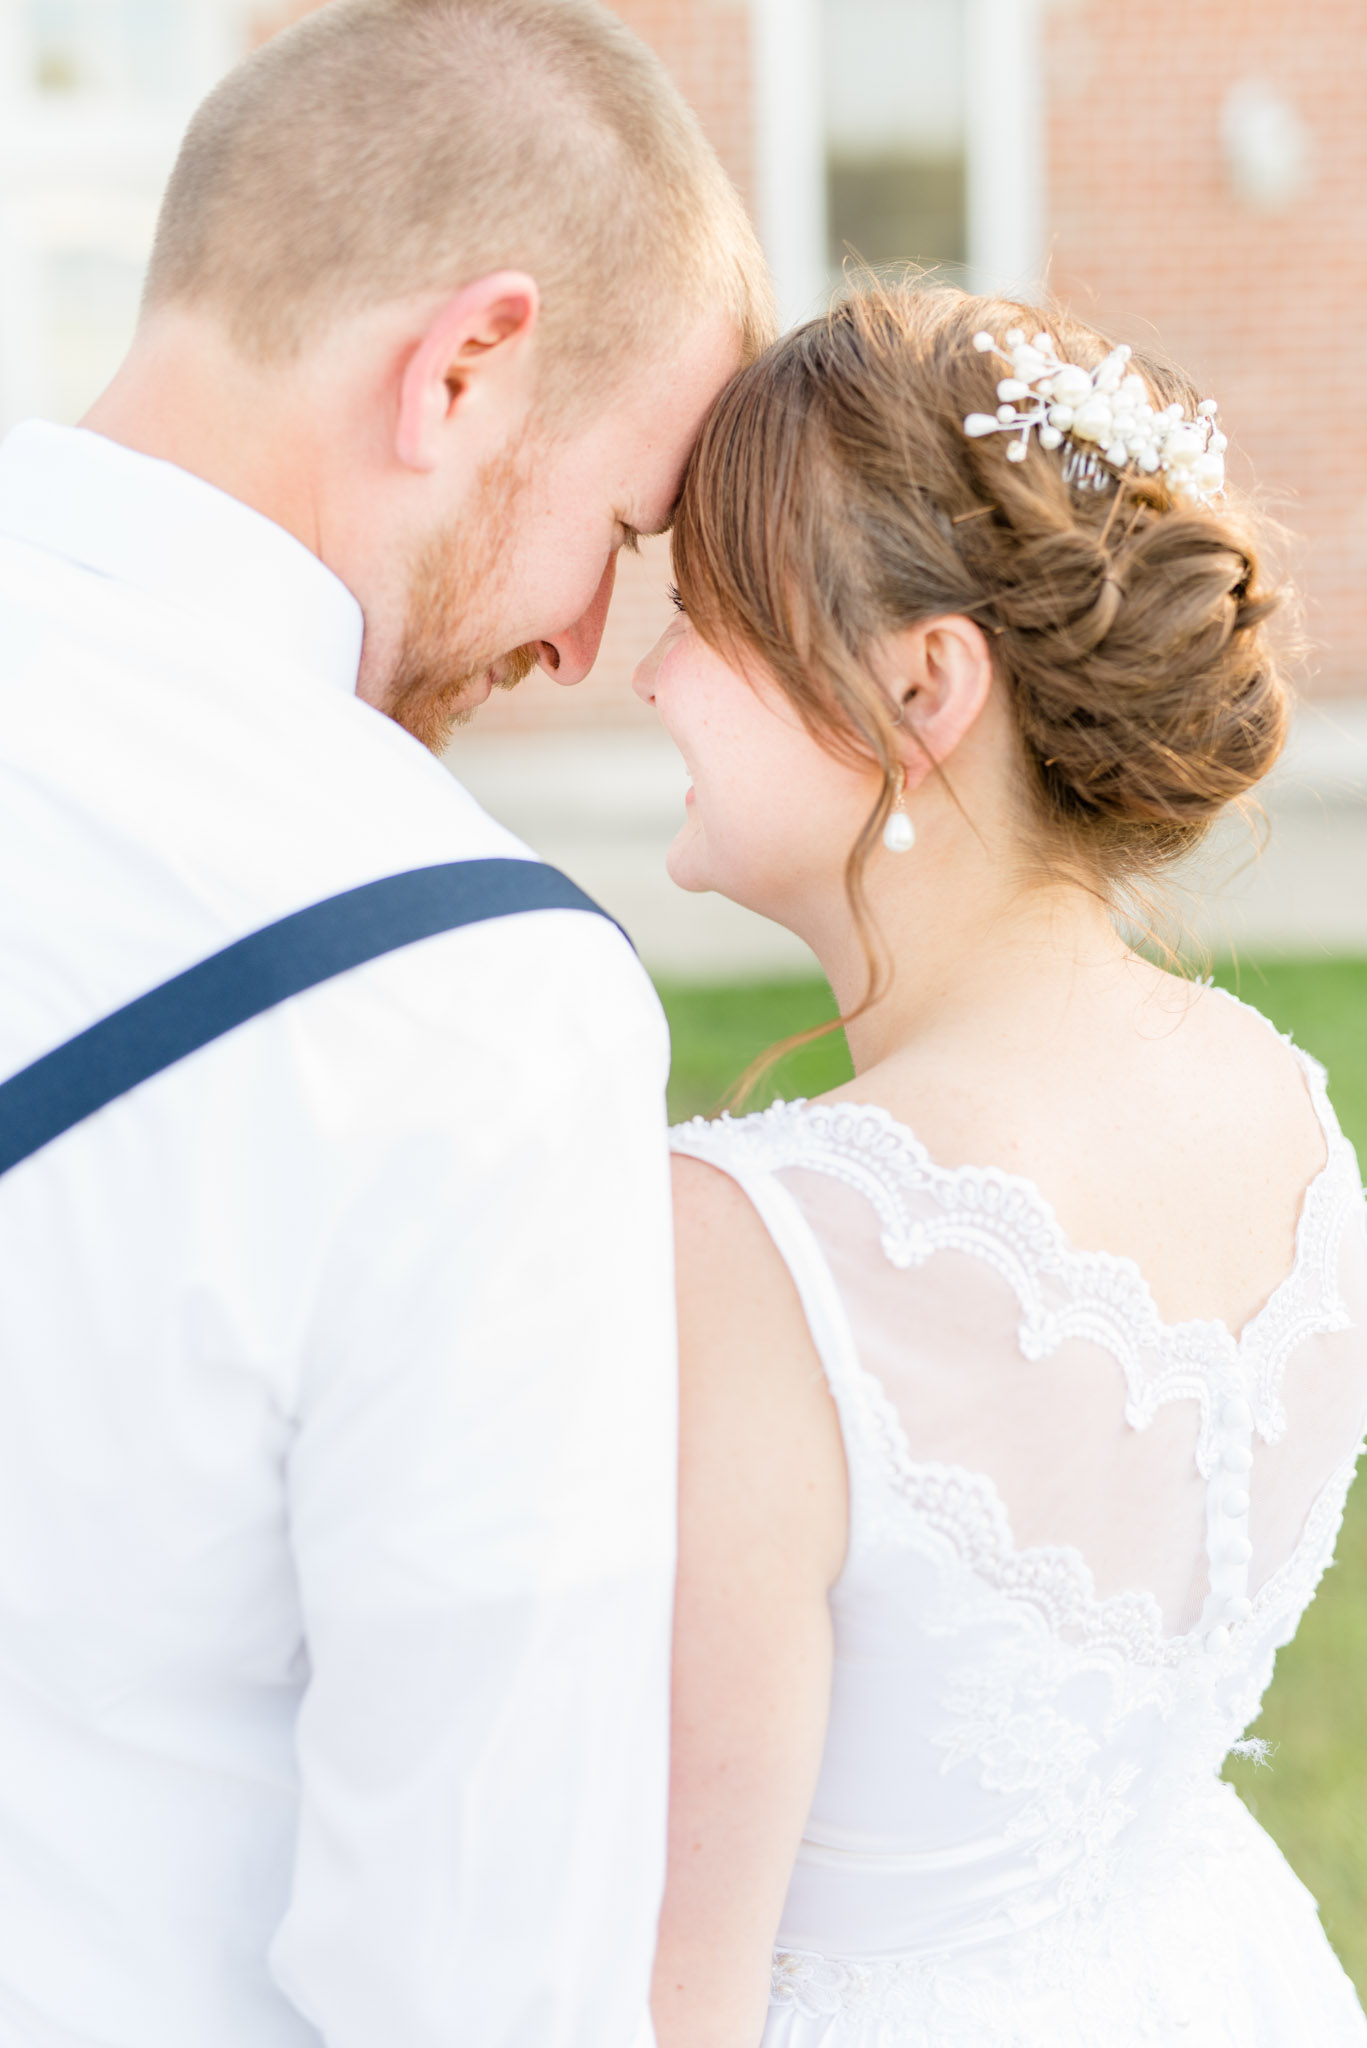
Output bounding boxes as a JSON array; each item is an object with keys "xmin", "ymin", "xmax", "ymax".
[{"xmin": 672, "ymin": 1019, "xmax": 1367, "ymax": 2047}]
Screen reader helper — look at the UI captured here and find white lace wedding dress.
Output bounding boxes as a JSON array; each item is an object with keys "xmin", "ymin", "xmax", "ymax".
[{"xmin": 672, "ymin": 1010, "xmax": 1367, "ymax": 2047}]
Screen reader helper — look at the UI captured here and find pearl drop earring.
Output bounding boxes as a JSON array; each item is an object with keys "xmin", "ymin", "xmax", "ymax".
[{"xmin": 883, "ymin": 768, "xmax": 915, "ymax": 853}]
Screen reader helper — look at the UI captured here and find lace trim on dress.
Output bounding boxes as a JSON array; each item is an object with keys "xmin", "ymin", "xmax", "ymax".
[
  {"xmin": 844, "ymin": 1352, "xmax": 1363, "ymax": 1679},
  {"xmin": 671, "ymin": 1086, "xmax": 1365, "ymax": 1678},
  {"xmin": 673, "ymin": 1080, "xmax": 1358, "ymax": 1468},
  {"xmin": 852, "ymin": 1385, "xmax": 1178, "ymax": 1671},
  {"xmin": 1222, "ymin": 1435, "xmax": 1367, "ymax": 1735}
]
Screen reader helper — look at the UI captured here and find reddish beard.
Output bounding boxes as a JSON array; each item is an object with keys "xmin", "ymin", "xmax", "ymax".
[{"xmin": 384, "ymin": 442, "xmax": 539, "ymax": 753}]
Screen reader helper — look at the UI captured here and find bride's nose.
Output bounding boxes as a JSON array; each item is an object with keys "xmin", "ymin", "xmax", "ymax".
[{"xmin": 631, "ymin": 623, "xmax": 675, "ymax": 705}]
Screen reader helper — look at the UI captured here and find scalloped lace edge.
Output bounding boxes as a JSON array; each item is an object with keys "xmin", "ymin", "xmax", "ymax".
[
  {"xmin": 671, "ymin": 1093, "xmax": 1365, "ymax": 1673},
  {"xmin": 673, "ymin": 1083, "xmax": 1358, "ymax": 1464}
]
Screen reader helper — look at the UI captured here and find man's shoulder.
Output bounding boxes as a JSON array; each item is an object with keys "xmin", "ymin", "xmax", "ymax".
[
  {"xmin": 280, "ymin": 762, "xmax": 667, "ymax": 1149},
  {"xmin": 0, "ymin": 562, "xmax": 656, "ymax": 1064},
  {"xmin": 272, "ymin": 719, "xmax": 664, "ymax": 1065},
  {"xmin": 304, "ymin": 722, "xmax": 641, "ymax": 972}
]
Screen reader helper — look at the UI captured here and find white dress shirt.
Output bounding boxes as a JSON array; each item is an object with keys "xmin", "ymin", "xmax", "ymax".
[{"xmin": 0, "ymin": 421, "xmax": 676, "ymax": 2048}]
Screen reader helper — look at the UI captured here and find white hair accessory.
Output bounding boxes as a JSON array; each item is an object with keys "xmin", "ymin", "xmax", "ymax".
[{"xmin": 963, "ymin": 328, "xmax": 1227, "ymax": 505}]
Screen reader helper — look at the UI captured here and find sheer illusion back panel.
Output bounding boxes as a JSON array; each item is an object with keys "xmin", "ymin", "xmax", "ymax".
[
  {"xmin": 670, "ymin": 1050, "xmax": 1367, "ymax": 2042},
  {"xmin": 775, "ymin": 1083, "xmax": 1367, "ymax": 1643}
]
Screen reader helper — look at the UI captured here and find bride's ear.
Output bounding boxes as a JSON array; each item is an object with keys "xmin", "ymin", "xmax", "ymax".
[{"xmin": 885, "ymin": 616, "xmax": 995, "ymax": 790}]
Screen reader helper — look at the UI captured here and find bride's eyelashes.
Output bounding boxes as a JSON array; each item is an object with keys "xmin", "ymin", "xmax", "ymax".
[{"xmin": 667, "ymin": 584, "xmax": 686, "ymax": 614}]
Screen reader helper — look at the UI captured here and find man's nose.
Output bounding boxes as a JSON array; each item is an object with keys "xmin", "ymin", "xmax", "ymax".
[{"xmin": 536, "ymin": 554, "xmax": 618, "ymax": 687}]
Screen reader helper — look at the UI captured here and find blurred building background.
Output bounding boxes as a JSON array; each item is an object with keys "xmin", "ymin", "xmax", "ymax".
[{"xmin": 2, "ymin": 0, "xmax": 1364, "ymax": 971}]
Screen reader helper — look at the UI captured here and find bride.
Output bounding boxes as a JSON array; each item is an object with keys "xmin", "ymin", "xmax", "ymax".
[{"xmin": 638, "ymin": 284, "xmax": 1367, "ymax": 2046}]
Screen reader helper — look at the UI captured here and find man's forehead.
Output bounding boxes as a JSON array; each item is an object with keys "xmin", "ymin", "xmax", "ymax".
[
  {"xmin": 616, "ymin": 310, "xmax": 741, "ymax": 416},
  {"xmin": 608, "ymin": 316, "xmax": 741, "ymax": 516}
]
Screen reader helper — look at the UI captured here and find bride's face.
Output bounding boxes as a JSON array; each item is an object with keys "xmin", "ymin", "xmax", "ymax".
[{"xmin": 633, "ymin": 613, "xmax": 879, "ymax": 920}]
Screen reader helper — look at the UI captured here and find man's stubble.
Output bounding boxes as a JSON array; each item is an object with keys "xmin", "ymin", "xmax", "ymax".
[{"xmin": 384, "ymin": 440, "xmax": 540, "ymax": 754}]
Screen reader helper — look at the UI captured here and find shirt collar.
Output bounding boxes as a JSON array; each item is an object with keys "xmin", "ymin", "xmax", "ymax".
[{"xmin": 0, "ymin": 420, "xmax": 366, "ymax": 697}]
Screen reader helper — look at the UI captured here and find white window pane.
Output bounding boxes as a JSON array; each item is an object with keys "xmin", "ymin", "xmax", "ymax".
[
  {"xmin": 824, "ymin": 0, "xmax": 966, "ymax": 157},
  {"xmin": 27, "ymin": 0, "xmax": 193, "ymax": 102},
  {"xmin": 43, "ymin": 244, "xmax": 144, "ymax": 419},
  {"xmin": 823, "ymin": 0, "xmax": 968, "ymax": 273}
]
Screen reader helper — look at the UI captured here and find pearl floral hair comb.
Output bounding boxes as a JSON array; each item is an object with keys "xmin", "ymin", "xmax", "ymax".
[{"xmin": 963, "ymin": 328, "xmax": 1227, "ymax": 505}]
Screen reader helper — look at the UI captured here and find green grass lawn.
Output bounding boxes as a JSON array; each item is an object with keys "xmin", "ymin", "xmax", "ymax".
[{"xmin": 655, "ymin": 956, "xmax": 1367, "ymax": 1998}]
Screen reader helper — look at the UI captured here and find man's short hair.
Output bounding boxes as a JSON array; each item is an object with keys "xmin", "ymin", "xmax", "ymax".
[{"xmin": 142, "ymin": 0, "xmax": 774, "ymax": 406}]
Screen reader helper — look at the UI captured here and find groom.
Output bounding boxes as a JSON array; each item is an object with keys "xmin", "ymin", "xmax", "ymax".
[{"xmin": 0, "ymin": 3, "xmax": 770, "ymax": 2044}]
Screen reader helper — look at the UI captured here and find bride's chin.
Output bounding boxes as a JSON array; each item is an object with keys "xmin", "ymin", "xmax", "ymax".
[{"xmin": 664, "ymin": 832, "xmax": 712, "ymax": 895}]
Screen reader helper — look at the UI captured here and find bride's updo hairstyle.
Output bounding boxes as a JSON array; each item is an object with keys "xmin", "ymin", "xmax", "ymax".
[{"xmin": 671, "ymin": 283, "xmax": 1287, "ymax": 982}]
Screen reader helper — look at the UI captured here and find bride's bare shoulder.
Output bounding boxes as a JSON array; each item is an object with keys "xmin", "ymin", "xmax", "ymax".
[
  {"xmin": 1165, "ymin": 979, "xmax": 1331, "ymax": 1165},
  {"xmin": 670, "ymin": 1149, "xmax": 803, "ymax": 1338},
  {"xmin": 669, "ymin": 1150, "xmax": 848, "ymax": 1578}
]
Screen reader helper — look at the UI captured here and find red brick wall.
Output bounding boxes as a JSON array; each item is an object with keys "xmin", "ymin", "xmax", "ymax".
[
  {"xmin": 1045, "ymin": 0, "xmax": 1367, "ymax": 696},
  {"xmin": 608, "ymin": 0, "xmax": 753, "ymax": 209}
]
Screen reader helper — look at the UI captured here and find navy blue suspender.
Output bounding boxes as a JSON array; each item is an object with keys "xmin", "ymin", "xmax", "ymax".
[{"xmin": 0, "ymin": 859, "xmax": 621, "ymax": 1180}]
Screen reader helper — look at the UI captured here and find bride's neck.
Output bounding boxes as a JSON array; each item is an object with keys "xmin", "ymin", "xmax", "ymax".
[{"xmin": 809, "ymin": 837, "xmax": 1140, "ymax": 1081}]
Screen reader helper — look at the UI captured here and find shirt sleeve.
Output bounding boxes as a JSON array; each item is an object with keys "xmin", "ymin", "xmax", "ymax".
[{"xmin": 267, "ymin": 910, "xmax": 676, "ymax": 2048}]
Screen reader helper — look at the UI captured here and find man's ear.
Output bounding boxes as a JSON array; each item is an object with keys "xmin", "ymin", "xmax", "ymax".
[
  {"xmin": 395, "ymin": 271, "xmax": 540, "ymax": 474},
  {"xmin": 886, "ymin": 615, "xmax": 995, "ymax": 790}
]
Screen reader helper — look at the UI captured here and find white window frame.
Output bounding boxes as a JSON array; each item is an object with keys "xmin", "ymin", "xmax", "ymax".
[
  {"xmin": 751, "ymin": 0, "xmax": 1045, "ymax": 330},
  {"xmin": 0, "ymin": 0, "xmax": 249, "ymax": 429},
  {"xmin": 964, "ymin": 0, "xmax": 1045, "ymax": 299},
  {"xmin": 750, "ymin": 0, "xmax": 827, "ymax": 331}
]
